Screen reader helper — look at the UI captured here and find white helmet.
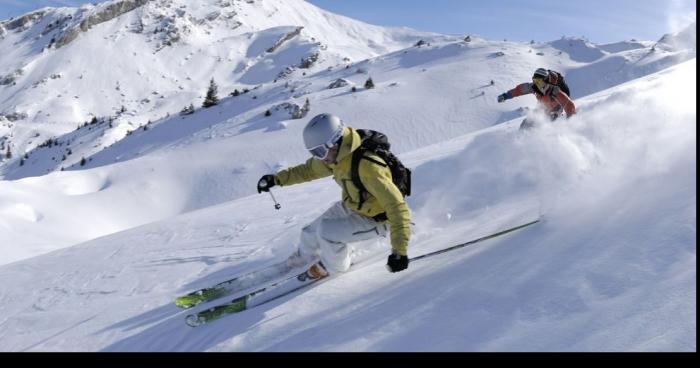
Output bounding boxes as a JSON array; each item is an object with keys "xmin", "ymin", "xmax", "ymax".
[{"xmin": 303, "ymin": 113, "xmax": 345, "ymax": 159}]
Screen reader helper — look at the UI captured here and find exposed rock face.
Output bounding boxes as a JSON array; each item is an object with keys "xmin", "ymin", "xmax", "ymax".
[
  {"xmin": 276, "ymin": 66, "xmax": 296, "ymax": 81},
  {"xmin": 0, "ymin": 69, "xmax": 23, "ymax": 86},
  {"xmin": 328, "ymin": 78, "xmax": 350, "ymax": 89},
  {"xmin": 55, "ymin": 0, "xmax": 150, "ymax": 48},
  {"xmin": 299, "ymin": 52, "xmax": 319, "ymax": 69},
  {"xmin": 3, "ymin": 10, "xmax": 48, "ymax": 31},
  {"xmin": 271, "ymin": 101, "xmax": 309, "ymax": 119},
  {"xmin": 3, "ymin": 111, "xmax": 29, "ymax": 121},
  {"xmin": 266, "ymin": 26, "xmax": 303, "ymax": 53}
]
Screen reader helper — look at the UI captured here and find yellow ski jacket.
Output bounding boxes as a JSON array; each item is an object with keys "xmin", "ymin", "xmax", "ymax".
[{"xmin": 274, "ymin": 127, "xmax": 411, "ymax": 256}]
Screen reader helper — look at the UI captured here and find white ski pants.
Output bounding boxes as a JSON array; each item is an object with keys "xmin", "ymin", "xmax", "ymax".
[{"xmin": 297, "ymin": 201, "xmax": 388, "ymax": 275}]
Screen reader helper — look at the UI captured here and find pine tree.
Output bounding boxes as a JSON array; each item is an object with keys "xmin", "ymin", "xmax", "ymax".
[
  {"xmin": 364, "ymin": 77, "xmax": 375, "ymax": 89},
  {"xmin": 80, "ymin": 157, "xmax": 86, "ymax": 166},
  {"xmin": 5, "ymin": 146, "xmax": 11, "ymax": 159},
  {"xmin": 265, "ymin": 109, "xmax": 272, "ymax": 117},
  {"xmin": 203, "ymin": 78, "xmax": 219, "ymax": 108}
]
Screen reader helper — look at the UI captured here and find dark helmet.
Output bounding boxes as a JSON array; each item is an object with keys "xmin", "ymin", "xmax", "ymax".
[
  {"xmin": 533, "ymin": 68, "xmax": 549, "ymax": 81},
  {"xmin": 532, "ymin": 68, "xmax": 551, "ymax": 93}
]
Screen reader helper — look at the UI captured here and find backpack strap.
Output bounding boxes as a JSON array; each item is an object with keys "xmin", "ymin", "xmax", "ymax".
[
  {"xmin": 350, "ymin": 148, "xmax": 387, "ymax": 211},
  {"xmin": 350, "ymin": 148, "xmax": 367, "ymax": 211}
]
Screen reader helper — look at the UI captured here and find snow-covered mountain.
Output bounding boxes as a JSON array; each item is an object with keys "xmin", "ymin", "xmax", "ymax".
[
  {"xmin": 0, "ymin": 0, "xmax": 437, "ymax": 175},
  {"xmin": 0, "ymin": 2, "xmax": 695, "ymax": 184},
  {"xmin": 0, "ymin": 0, "xmax": 695, "ymax": 352}
]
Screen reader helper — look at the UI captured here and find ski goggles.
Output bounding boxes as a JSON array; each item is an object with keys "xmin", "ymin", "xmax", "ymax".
[
  {"xmin": 308, "ymin": 128, "xmax": 344, "ymax": 160},
  {"xmin": 532, "ymin": 77, "xmax": 547, "ymax": 90}
]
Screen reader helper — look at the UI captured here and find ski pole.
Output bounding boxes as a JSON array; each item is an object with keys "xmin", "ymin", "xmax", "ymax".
[
  {"xmin": 409, "ymin": 219, "xmax": 540, "ymax": 263},
  {"xmin": 268, "ymin": 188, "xmax": 281, "ymax": 210},
  {"xmin": 258, "ymin": 177, "xmax": 281, "ymax": 210}
]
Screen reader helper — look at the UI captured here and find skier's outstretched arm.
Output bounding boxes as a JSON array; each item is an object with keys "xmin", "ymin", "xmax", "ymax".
[
  {"xmin": 497, "ymin": 83, "xmax": 534, "ymax": 102},
  {"xmin": 275, "ymin": 157, "xmax": 333, "ymax": 187}
]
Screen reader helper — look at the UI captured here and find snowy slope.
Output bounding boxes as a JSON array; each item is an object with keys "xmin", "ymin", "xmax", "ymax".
[
  {"xmin": 0, "ymin": 1, "xmax": 695, "ymax": 352},
  {"xmin": 0, "ymin": 58, "xmax": 694, "ymax": 352},
  {"xmin": 0, "ymin": 18, "xmax": 695, "ymax": 265}
]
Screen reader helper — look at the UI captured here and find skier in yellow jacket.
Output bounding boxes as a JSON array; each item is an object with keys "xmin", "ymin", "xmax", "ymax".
[{"xmin": 257, "ymin": 113, "xmax": 411, "ymax": 279}]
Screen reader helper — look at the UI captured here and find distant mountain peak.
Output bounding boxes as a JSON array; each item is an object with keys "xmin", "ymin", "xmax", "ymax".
[{"xmin": 657, "ymin": 20, "xmax": 696, "ymax": 51}]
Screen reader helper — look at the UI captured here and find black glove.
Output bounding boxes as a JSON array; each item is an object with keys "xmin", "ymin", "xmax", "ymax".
[
  {"xmin": 497, "ymin": 93, "xmax": 509, "ymax": 103},
  {"xmin": 386, "ymin": 253, "xmax": 409, "ymax": 273},
  {"xmin": 257, "ymin": 174, "xmax": 277, "ymax": 193}
]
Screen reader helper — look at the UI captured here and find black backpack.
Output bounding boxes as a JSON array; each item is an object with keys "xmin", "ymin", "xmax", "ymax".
[
  {"xmin": 350, "ymin": 129, "xmax": 411, "ymax": 214},
  {"xmin": 548, "ymin": 70, "xmax": 571, "ymax": 97}
]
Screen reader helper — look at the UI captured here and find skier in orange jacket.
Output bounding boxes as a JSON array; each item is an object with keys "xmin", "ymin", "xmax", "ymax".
[{"xmin": 498, "ymin": 68, "xmax": 576, "ymax": 129}]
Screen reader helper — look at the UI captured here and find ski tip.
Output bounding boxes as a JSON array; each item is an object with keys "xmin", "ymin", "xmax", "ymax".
[{"xmin": 175, "ymin": 297, "xmax": 200, "ymax": 309}]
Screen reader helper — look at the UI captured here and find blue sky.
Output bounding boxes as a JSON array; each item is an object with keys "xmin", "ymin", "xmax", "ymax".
[{"xmin": 1, "ymin": 0, "xmax": 696, "ymax": 43}]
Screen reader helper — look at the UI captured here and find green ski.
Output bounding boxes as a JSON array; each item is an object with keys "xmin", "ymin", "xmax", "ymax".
[
  {"xmin": 175, "ymin": 261, "xmax": 296, "ymax": 309},
  {"xmin": 185, "ymin": 270, "xmax": 324, "ymax": 327}
]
